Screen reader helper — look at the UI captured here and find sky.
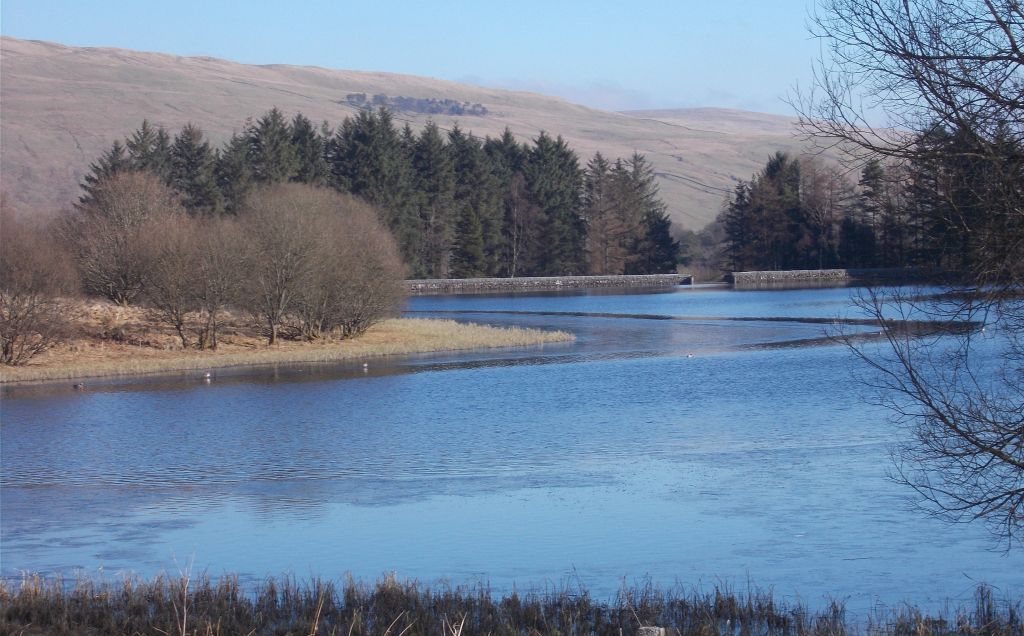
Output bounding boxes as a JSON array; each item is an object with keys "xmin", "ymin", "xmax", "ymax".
[{"xmin": 1, "ymin": 0, "xmax": 823, "ymax": 116}]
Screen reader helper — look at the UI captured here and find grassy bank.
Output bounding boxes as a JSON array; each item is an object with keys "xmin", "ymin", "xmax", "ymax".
[
  {"xmin": 1, "ymin": 574, "xmax": 1019, "ymax": 636},
  {"xmin": 1, "ymin": 314, "xmax": 573, "ymax": 384}
]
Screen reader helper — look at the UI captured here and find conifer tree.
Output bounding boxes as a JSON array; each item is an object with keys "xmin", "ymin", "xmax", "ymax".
[
  {"xmin": 411, "ymin": 122, "xmax": 456, "ymax": 277},
  {"xmin": 126, "ymin": 120, "xmax": 172, "ymax": 181},
  {"xmin": 399, "ymin": 123, "xmax": 417, "ymax": 156},
  {"xmin": 328, "ymin": 108, "xmax": 417, "ymax": 268},
  {"xmin": 450, "ymin": 204, "xmax": 486, "ymax": 278},
  {"xmin": 170, "ymin": 123, "xmax": 222, "ymax": 215},
  {"xmin": 484, "ymin": 128, "xmax": 526, "ymax": 177},
  {"xmin": 78, "ymin": 140, "xmax": 130, "ymax": 209},
  {"xmin": 620, "ymin": 154, "xmax": 678, "ymax": 274},
  {"xmin": 215, "ymin": 133, "xmax": 253, "ymax": 215},
  {"xmin": 627, "ymin": 207, "xmax": 679, "ymax": 274},
  {"xmin": 290, "ymin": 113, "xmax": 328, "ymax": 185},
  {"xmin": 449, "ymin": 126, "xmax": 503, "ymax": 276},
  {"xmin": 485, "ymin": 129, "xmax": 531, "ymax": 276},
  {"xmin": 248, "ymin": 107, "xmax": 298, "ymax": 184},
  {"xmin": 584, "ymin": 152, "xmax": 631, "ymax": 274},
  {"xmin": 523, "ymin": 132, "xmax": 586, "ymax": 275},
  {"xmin": 722, "ymin": 182, "xmax": 756, "ymax": 271}
]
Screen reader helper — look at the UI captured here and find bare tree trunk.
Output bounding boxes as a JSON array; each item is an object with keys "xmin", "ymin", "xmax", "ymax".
[{"xmin": 175, "ymin": 321, "xmax": 190, "ymax": 349}]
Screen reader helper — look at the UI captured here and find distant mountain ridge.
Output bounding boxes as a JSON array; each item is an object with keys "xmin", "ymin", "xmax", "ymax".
[{"xmin": 0, "ymin": 37, "xmax": 815, "ymax": 230}]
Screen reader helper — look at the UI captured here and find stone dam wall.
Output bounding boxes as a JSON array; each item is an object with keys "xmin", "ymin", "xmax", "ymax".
[
  {"xmin": 405, "ymin": 274, "xmax": 689, "ymax": 295},
  {"xmin": 731, "ymin": 267, "xmax": 932, "ymax": 288}
]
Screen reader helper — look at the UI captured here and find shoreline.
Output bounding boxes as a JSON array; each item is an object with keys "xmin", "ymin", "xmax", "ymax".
[{"xmin": 0, "ymin": 318, "xmax": 574, "ymax": 386}]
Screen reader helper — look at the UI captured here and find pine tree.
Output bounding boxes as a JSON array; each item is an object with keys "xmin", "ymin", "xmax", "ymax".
[
  {"xmin": 484, "ymin": 128, "xmax": 526, "ymax": 178},
  {"xmin": 170, "ymin": 124, "xmax": 222, "ymax": 215},
  {"xmin": 248, "ymin": 107, "xmax": 298, "ymax": 184},
  {"xmin": 523, "ymin": 132, "xmax": 586, "ymax": 275},
  {"xmin": 327, "ymin": 108, "xmax": 417, "ymax": 268},
  {"xmin": 411, "ymin": 122, "xmax": 456, "ymax": 277},
  {"xmin": 125, "ymin": 120, "xmax": 172, "ymax": 181},
  {"xmin": 78, "ymin": 140, "xmax": 130, "ymax": 209},
  {"xmin": 290, "ymin": 113, "xmax": 328, "ymax": 185},
  {"xmin": 626, "ymin": 207, "xmax": 679, "ymax": 274},
  {"xmin": 449, "ymin": 126, "xmax": 503, "ymax": 276},
  {"xmin": 722, "ymin": 182, "xmax": 755, "ymax": 271},
  {"xmin": 723, "ymin": 152, "xmax": 807, "ymax": 271},
  {"xmin": 450, "ymin": 204, "xmax": 486, "ymax": 278},
  {"xmin": 584, "ymin": 152, "xmax": 622, "ymax": 274},
  {"xmin": 858, "ymin": 159, "xmax": 885, "ymax": 227},
  {"xmin": 215, "ymin": 133, "xmax": 253, "ymax": 215},
  {"xmin": 760, "ymin": 152, "xmax": 805, "ymax": 270},
  {"xmin": 838, "ymin": 216, "xmax": 877, "ymax": 267},
  {"xmin": 485, "ymin": 129, "xmax": 531, "ymax": 276}
]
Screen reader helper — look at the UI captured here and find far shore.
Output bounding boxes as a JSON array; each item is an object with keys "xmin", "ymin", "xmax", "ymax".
[{"xmin": 0, "ymin": 317, "xmax": 573, "ymax": 385}]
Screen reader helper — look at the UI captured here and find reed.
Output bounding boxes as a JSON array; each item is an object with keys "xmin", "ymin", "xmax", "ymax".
[
  {"xmin": 0, "ymin": 318, "xmax": 573, "ymax": 384},
  {"xmin": 1, "ymin": 573, "xmax": 1019, "ymax": 636}
]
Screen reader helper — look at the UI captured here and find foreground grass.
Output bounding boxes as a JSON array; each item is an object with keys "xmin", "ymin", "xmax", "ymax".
[
  {"xmin": 0, "ymin": 574, "xmax": 1019, "ymax": 636},
  {"xmin": 0, "ymin": 318, "xmax": 573, "ymax": 384}
]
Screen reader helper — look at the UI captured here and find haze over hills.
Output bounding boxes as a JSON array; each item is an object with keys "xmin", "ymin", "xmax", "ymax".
[{"xmin": 1, "ymin": 37, "xmax": 817, "ymax": 230}]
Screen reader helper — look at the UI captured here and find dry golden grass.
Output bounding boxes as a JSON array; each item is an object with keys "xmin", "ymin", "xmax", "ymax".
[{"xmin": 0, "ymin": 300, "xmax": 573, "ymax": 384}]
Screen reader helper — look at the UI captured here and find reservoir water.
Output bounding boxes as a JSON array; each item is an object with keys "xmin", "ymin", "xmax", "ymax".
[{"xmin": 1, "ymin": 286, "xmax": 1019, "ymax": 615}]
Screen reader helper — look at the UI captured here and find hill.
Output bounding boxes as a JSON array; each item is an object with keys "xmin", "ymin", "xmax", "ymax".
[{"xmin": 0, "ymin": 37, "xmax": 816, "ymax": 230}]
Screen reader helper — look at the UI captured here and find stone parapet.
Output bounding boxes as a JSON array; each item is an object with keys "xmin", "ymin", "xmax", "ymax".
[
  {"xmin": 405, "ymin": 274, "xmax": 689, "ymax": 295},
  {"xmin": 731, "ymin": 268, "xmax": 933, "ymax": 288}
]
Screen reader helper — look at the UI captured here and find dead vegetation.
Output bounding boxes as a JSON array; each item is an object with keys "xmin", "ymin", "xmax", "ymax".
[{"xmin": 0, "ymin": 573, "xmax": 1019, "ymax": 636}]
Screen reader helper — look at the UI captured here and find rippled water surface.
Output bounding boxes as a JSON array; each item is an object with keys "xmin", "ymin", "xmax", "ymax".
[{"xmin": 1, "ymin": 286, "xmax": 1019, "ymax": 614}]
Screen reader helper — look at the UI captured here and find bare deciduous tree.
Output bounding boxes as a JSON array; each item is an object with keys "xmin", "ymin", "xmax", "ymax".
[
  {"xmin": 192, "ymin": 218, "xmax": 243, "ymax": 350},
  {"xmin": 68, "ymin": 171, "xmax": 182, "ymax": 305},
  {"xmin": 278, "ymin": 190, "xmax": 406, "ymax": 340},
  {"xmin": 236, "ymin": 184, "xmax": 406, "ymax": 344},
  {"xmin": 307, "ymin": 195, "xmax": 406, "ymax": 339},
  {"xmin": 0, "ymin": 200, "xmax": 75, "ymax": 365},
  {"xmin": 138, "ymin": 212, "xmax": 201, "ymax": 348},
  {"xmin": 799, "ymin": 157, "xmax": 852, "ymax": 269},
  {"xmin": 845, "ymin": 287, "xmax": 1024, "ymax": 543},
  {"xmin": 799, "ymin": 0, "xmax": 1024, "ymax": 543},
  {"xmin": 235, "ymin": 184, "xmax": 322, "ymax": 345}
]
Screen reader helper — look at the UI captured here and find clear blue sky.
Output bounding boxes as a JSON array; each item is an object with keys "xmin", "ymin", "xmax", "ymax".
[{"xmin": 1, "ymin": 0, "xmax": 821, "ymax": 115}]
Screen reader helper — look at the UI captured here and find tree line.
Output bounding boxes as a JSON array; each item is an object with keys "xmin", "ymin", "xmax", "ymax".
[
  {"xmin": 82, "ymin": 107, "xmax": 679, "ymax": 279},
  {"xmin": 710, "ymin": 122, "xmax": 1022, "ymax": 275},
  {"xmin": 0, "ymin": 177, "xmax": 406, "ymax": 364},
  {"xmin": 344, "ymin": 93, "xmax": 488, "ymax": 116}
]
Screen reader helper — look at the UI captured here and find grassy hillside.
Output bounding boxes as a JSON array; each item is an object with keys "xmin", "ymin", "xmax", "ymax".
[{"xmin": 1, "ymin": 36, "xmax": 817, "ymax": 230}]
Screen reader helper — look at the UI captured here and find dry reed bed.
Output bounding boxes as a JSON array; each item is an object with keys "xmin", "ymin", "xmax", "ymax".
[
  {"xmin": 0, "ymin": 318, "xmax": 573, "ymax": 384},
  {"xmin": 0, "ymin": 573, "xmax": 1019, "ymax": 636}
]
